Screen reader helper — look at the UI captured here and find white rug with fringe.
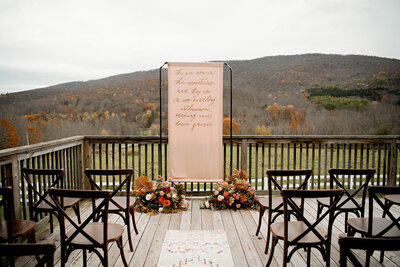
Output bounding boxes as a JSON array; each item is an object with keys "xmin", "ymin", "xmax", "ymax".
[{"xmin": 157, "ymin": 230, "xmax": 234, "ymax": 267}]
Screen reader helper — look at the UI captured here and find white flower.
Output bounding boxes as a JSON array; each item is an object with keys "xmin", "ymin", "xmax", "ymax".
[
  {"xmin": 214, "ymin": 190, "xmax": 219, "ymax": 195},
  {"xmin": 204, "ymin": 201, "xmax": 210, "ymax": 208},
  {"xmin": 217, "ymin": 195, "xmax": 224, "ymax": 202},
  {"xmin": 172, "ymin": 193, "xmax": 177, "ymax": 199},
  {"xmin": 159, "ymin": 207, "xmax": 163, "ymax": 212},
  {"xmin": 145, "ymin": 194, "xmax": 152, "ymax": 201}
]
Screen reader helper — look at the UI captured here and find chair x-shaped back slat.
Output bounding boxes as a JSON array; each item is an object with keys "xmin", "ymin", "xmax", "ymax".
[
  {"xmin": 282, "ymin": 189, "xmax": 344, "ymax": 245},
  {"xmin": 368, "ymin": 186, "xmax": 400, "ymax": 237},
  {"xmin": 22, "ymin": 168, "xmax": 64, "ymax": 212},
  {"xmin": 329, "ymin": 169, "xmax": 374, "ymax": 214},
  {"xmin": 84, "ymin": 169, "xmax": 133, "ymax": 211},
  {"xmin": 49, "ymin": 188, "xmax": 111, "ymax": 248}
]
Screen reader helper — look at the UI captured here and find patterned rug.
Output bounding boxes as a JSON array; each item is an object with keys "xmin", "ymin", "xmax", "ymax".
[{"xmin": 157, "ymin": 230, "xmax": 234, "ymax": 267}]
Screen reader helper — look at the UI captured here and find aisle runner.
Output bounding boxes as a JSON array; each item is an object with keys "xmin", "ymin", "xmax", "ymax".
[{"xmin": 157, "ymin": 230, "xmax": 234, "ymax": 267}]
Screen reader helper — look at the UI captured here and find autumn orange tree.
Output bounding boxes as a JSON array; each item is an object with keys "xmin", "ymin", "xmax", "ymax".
[
  {"xmin": 0, "ymin": 118, "xmax": 20, "ymax": 149},
  {"xmin": 223, "ymin": 117, "xmax": 240, "ymax": 135}
]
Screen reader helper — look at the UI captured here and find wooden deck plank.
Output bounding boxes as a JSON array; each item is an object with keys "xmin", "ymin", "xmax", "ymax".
[
  {"xmin": 14, "ymin": 197, "xmax": 400, "ymax": 267},
  {"xmin": 191, "ymin": 199, "xmax": 202, "ymax": 230},
  {"xmin": 130, "ymin": 214, "xmax": 162, "ymax": 267},
  {"xmin": 220, "ymin": 209, "xmax": 249, "ymax": 267},
  {"xmin": 143, "ymin": 213, "xmax": 171, "ymax": 267},
  {"xmin": 180, "ymin": 199, "xmax": 192, "ymax": 230},
  {"xmin": 230, "ymin": 209, "xmax": 264, "ymax": 267}
]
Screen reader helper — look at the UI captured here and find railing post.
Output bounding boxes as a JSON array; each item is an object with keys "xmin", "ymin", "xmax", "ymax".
[
  {"xmin": 388, "ymin": 140, "xmax": 397, "ymax": 186},
  {"xmin": 10, "ymin": 155, "xmax": 21, "ymax": 220},
  {"xmin": 241, "ymin": 138, "xmax": 248, "ymax": 173},
  {"xmin": 81, "ymin": 139, "xmax": 92, "ymax": 190}
]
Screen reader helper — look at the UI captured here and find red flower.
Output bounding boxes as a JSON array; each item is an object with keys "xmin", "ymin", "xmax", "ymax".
[
  {"xmin": 223, "ymin": 191, "xmax": 230, "ymax": 199},
  {"xmin": 163, "ymin": 200, "xmax": 171, "ymax": 207},
  {"xmin": 240, "ymin": 195, "xmax": 246, "ymax": 203}
]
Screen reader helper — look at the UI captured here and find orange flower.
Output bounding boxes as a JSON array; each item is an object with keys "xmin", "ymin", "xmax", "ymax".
[
  {"xmin": 158, "ymin": 196, "xmax": 166, "ymax": 204},
  {"xmin": 223, "ymin": 191, "xmax": 230, "ymax": 199},
  {"xmin": 163, "ymin": 200, "xmax": 171, "ymax": 207}
]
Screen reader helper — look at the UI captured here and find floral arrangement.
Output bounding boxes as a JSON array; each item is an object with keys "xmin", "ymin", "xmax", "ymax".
[
  {"xmin": 202, "ymin": 170, "xmax": 258, "ymax": 210},
  {"xmin": 133, "ymin": 176, "xmax": 189, "ymax": 214}
]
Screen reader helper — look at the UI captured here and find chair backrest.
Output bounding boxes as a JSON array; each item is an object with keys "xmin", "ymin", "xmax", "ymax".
[
  {"xmin": 266, "ymin": 169, "xmax": 313, "ymax": 211},
  {"xmin": 367, "ymin": 186, "xmax": 400, "ymax": 237},
  {"xmin": 329, "ymin": 169, "xmax": 375, "ymax": 215},
  {"xmin": 0, "ymin": 187, "xmax": 13, "ymax": 243},
  {"xmin": 84, "ymin": 169, "xmax": 134, "ymax": 209},
  {"xmin": 0, "ymin": 241, "xmax": 56, "ymax": 267},
  {"xmin": 339, "ymin": 236, "xmax": 400, "ymax": 267},
  {"xmin": 22, "ymin": 168, "xmax": 65, "ymax": 217},
  {"xmin": 49, "ymin": 188, "xmax": 111, "ymax": 248},
  {"xmin": 281, "ymin": 189, "xmax": 344, "ymax": 245}
]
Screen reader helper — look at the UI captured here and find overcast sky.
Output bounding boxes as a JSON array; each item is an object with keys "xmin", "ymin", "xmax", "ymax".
[{"xmin": 0, "ymin": 0, "xmax": 399, "ymax": 93}]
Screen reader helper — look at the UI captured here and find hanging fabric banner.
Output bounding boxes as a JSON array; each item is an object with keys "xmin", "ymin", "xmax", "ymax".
[{"xmin": 168, "ymin": 62, "xmax": 223, "ymax": 182}]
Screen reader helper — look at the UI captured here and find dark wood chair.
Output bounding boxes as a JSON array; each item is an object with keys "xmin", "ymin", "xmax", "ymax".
[
  {"xmin": 0, "ymin": 187, "xmax": 37, "ymax": 266},
  {"xmin": 338, "ymin": 236, "xmax": 400, "ymax": 267},
  {"xmin": 0, "ymin": 241, "xmax": 56, "ymax": 267},
  {"xmin": 84, "ymin": 169, "xmax": 138, "ymax": 252},
  {"xmin": 316, "ymin": 168, "xmax": 375, "ymax": 232},
  {"xmin": 265, "ymin": 189, "xmax": 344, "ymax": 267},
  {"xmin": 347, "ymin": 186, "xmax": 400, "ymax": 266},
  {"xmin": 49, "ymin": 188, "xmax": 128, "ymax": 267},
  {"xmin": 0, "ymin": 187, "xmax": 36, "ymax": 244},
  {"xmin": 256, "ymin": 169, "xmax": 313, "ymax": 254},
  {"xmin": 22, "ymin": 168, "xmax": 81, "ymax": 233}
]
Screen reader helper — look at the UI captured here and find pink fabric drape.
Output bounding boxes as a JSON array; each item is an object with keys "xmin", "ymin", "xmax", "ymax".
[{"xmin": 168, "ymin": 62, "xmax": 223, "ymax": 182}]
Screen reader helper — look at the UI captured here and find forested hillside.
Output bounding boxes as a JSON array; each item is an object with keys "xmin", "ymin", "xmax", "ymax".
[{"xmin": 1, "ymin": 54, "xmax": 400, "ymax": 149}]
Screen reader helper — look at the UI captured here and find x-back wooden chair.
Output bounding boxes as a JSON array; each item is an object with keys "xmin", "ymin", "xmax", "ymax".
[
  {"xmin": 256, "ymin": 169, "xmax": 313, "ymax": 254},
  {"xmin": 0, "ymin": 187, "xmax": 37, "ymax": 266},
  {"xmin": 317, "ymin": 168, "xmax": 375, "ymax": 232},
  {"xmin": 0, "ymin": 241, "xmax": 56, "ymax": 267},
  {"xmin": 49, "ymin": 188, "xmax": 128, "ymax": 267},
  {"xmin": 265, "ymin": 189, "xmax": 344, "ymax": 267},
  {"xmin": 84, "ymin": 169, "xmax": 138, "ymax": 252},
  {"xmin": 347, "ymin": 186, "xmax": 400, "ymax": 266},
  {"xmin": 22, "ymin": 168, "xmax": 81, "ymax": 233}
]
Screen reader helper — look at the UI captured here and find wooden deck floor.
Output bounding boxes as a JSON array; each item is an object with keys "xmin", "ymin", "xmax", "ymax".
[{"xmin": 15, "ymin": 197, "xmax": 400, "ymax": 267}]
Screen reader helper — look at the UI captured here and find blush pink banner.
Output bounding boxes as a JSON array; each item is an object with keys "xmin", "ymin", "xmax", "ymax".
[{"xmin": 168, "ymin": 62, "xmax": 223, "ymax": 182}]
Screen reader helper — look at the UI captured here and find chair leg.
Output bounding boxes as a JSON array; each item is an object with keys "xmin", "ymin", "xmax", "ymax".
[
  {"xmin": 83, "ymin": 249, "xmax": 87, "ymax": 267},
  {"xmin": 131, "ymin": 208, "xmax": 138, "ymax": 234},
  {"xmin": 264, "ymin": 212, "xmax": 271, "ymax": 254},
  {"xmin": 307, "ymin": 247, "xmax": 311, "ymax": 267},
  {"xmin": 73, "ymin": 203, "xmax": 81, "ymax": 224},
  {"xmin": 366, "ymin": 249, "xmax": 372, "ymax": 267},
  {"xmin": 379, "ymin": 250, "xmax": 384, "ymax": 263},
  {"xmin": 344, "ymin": 212, "xmax": 348, "ymax": 233},
  {"xmin": 49, "ymin": 213, "xmax": 54, "ymax": 233},
  {"xmin": 118, "ymin": 236, "xmax": 129, "ymax": 267},
  {"xmin": 265, "ymin": 236, "xmax": 277, "ymax": 267},
  {"xmin": 126, "ymin": 210, "xmax": 134, "ymax": 252},
  {"xmin": 316, "ymin": 203, "xmax": 323, "ymax": 219},
  {"xmin": 256, "ymin": 207, "xmax": 265, "ymax": 236}
]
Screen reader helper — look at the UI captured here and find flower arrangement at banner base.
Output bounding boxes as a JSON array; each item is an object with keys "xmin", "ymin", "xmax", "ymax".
[
  {"xmin": 133, "ymin": 176, "xmax": 190, "ymax": 215},
  {"xmin": 202, "ymin": 170, "xmax": 258, "ymax": 210}
]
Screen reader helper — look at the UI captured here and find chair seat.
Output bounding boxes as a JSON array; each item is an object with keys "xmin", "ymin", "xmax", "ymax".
[
  {"xmin": 347, "ymin": 217, "xmax": 400, "ymax": 237},
  {"xmin": 270, "ymin": 221, "xmax": 327, "ymax": 244},
  {"xmin": 0, "ymin": 220, "xmax": 36, "ymax": 239},
  {"xmin": 37, "ymin": 196, "xmax": 80, "ymax": 210},
  {"xmin": 317, "ymin": 197, "xmax": 361, "ymax": 210},
  {"xmin": 95, "ymin": 196, "xmax": 135, "ymax": 210},
  {"xmin": 66, "ymin": 222, "xmax": 124, "ymax": 245},
  {"xmin": 258, "ymin": 197, "xmax": 301, "ymax": 210},
  {"xmin": 385, "ymin": 194, "xmax": 400, "ymax": 206}
]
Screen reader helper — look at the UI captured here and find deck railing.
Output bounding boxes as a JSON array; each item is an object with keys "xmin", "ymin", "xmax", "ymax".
[{"xmin": 0, "ymin": 135, "xmax": 399, "ymax": 222}]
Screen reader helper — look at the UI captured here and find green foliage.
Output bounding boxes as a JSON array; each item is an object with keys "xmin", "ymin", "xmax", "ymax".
[
  {"xmin": 374, "ymin": 123, "xmax": 392, "ymax": 135},
  {"xmin": 306, "ymin": 87, "xmax": 384, "ymax": 101},
  {"xmin": 309, "ymin": 96, "xmax": 369, "ymax": 111}
]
